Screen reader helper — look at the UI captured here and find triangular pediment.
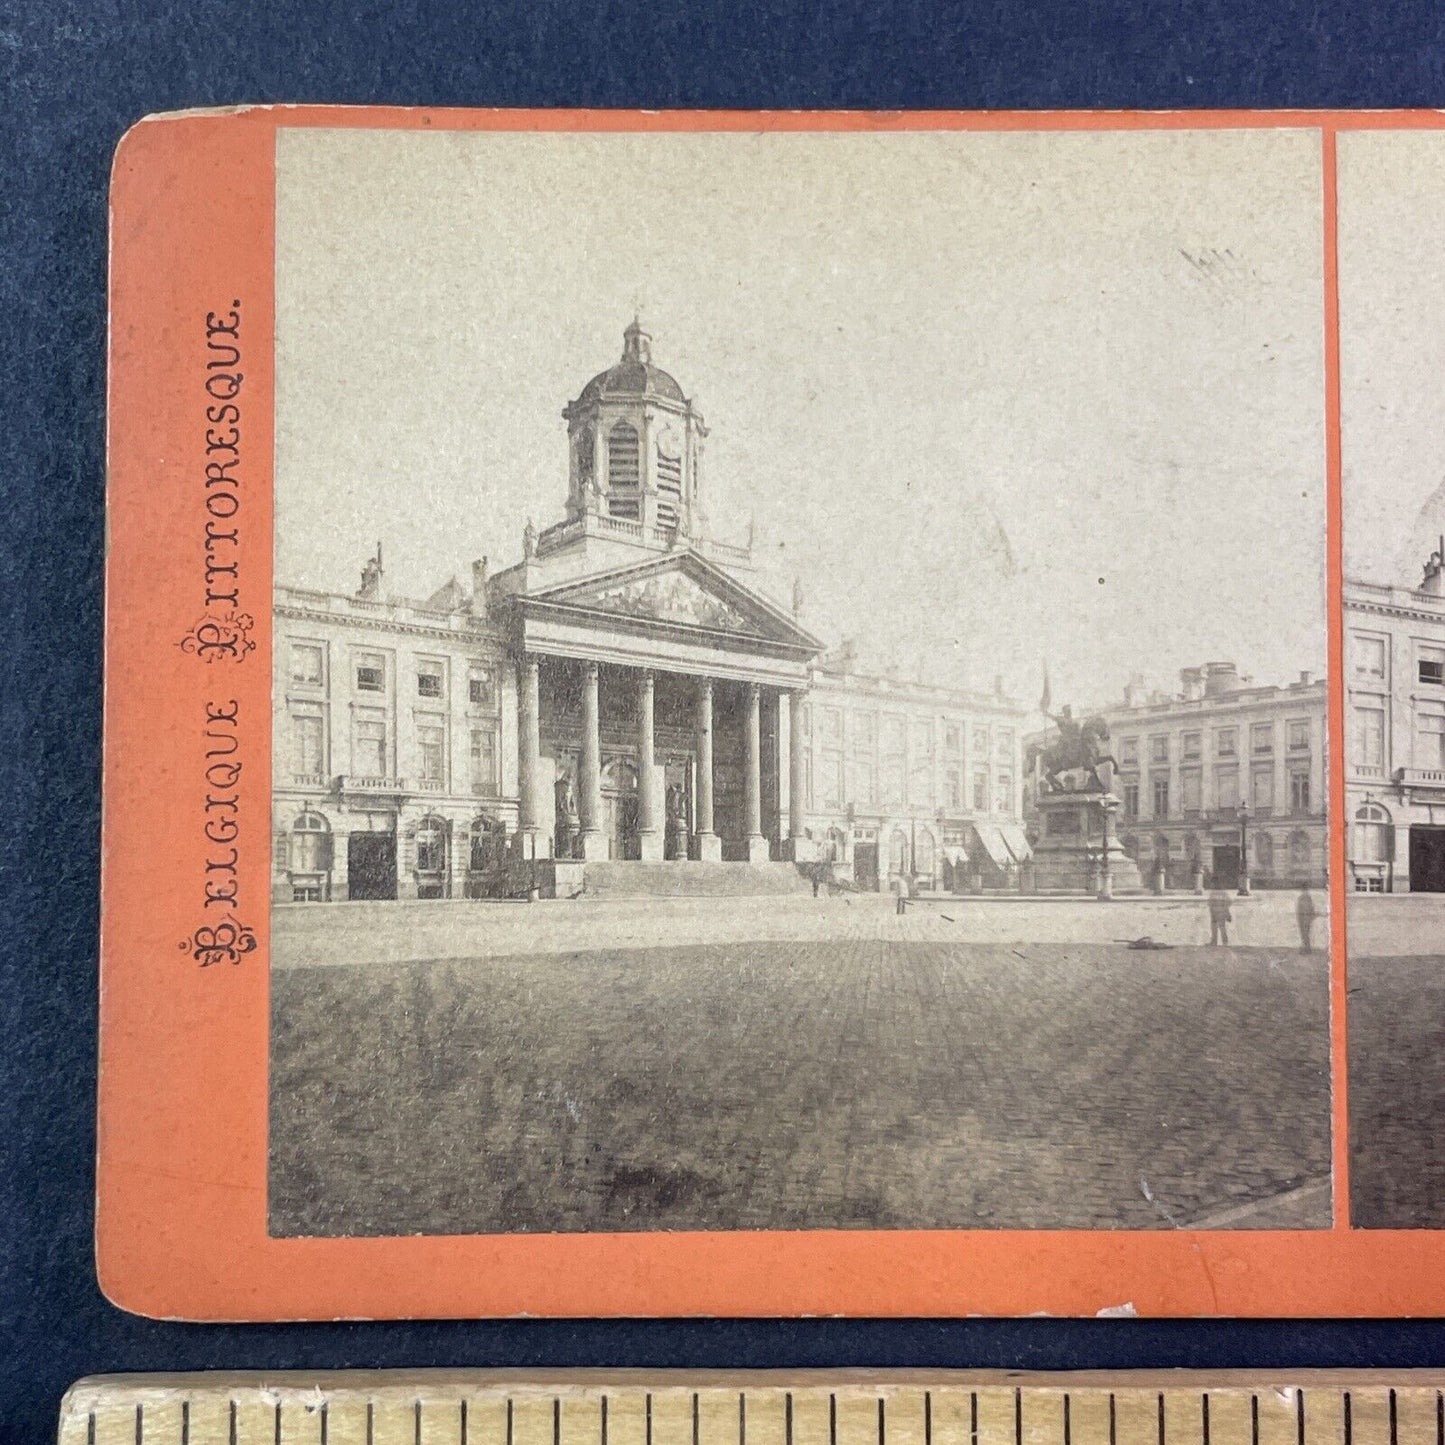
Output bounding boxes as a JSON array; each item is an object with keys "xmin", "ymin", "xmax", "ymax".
[{"xmin": 525, "ymin": 552, "xmax": 822, "ymax": 652}]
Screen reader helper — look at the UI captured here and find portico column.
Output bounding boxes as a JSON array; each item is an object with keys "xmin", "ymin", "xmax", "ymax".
[
  {"xmin": 787, "ymin": 687, "xmax": 808, "ymax": 857},
  {"xmin": 744, "ymin": 682, "xmax": 769, "ymax": 863},
  {"xmin": 636, "ymin": 669, "xmax": 664, "ymax": 861},
  {"xmin": 578, "ymin": 661, "xmax": 607, "ymax": 860},
  {"xmin": 517, "ymin": 654, "xmax": 548, "ymax": 858},
  {"xmin": 695, "ymin": 678, "xmax": 721, "ymax": 861}
]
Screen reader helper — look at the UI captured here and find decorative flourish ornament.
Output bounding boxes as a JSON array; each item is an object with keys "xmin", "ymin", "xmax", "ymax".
[{"xmin": 179, "ymin": 611, "xmax": 256, "ymax": 662}]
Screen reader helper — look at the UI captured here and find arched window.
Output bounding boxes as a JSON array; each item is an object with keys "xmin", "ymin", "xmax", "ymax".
[
  {"xmin": 888, "ymin": 828, "xmax": 908, "ymax": 875},
  {"xmin": 915, "ymin": 830, "xmax": 936, "ymax": 878},
  {"xmin": 470, "ymin": 815, "xmax": 505, "ymax": 872},
  {"xmin": 607, "ymin": 422, "xmax": 640, "ymax": 519},
  {"xmin": 416, "ymin": 816, "xmax": 448, "ymax": 875},
  {"xmin": 1353, "ymin": 802, "xmax": 1393, "ymax": 863},
  {"xmin": 1255, "ymin": 831, "xmax": 1274, "ymax": 874},
  {"xmin": 1289, "ymin": 830, "xmax": 1312, "ymax": 874},
  {"xmin": 290, "ymin": 810, "xmax": 330, "ymax": 873}
]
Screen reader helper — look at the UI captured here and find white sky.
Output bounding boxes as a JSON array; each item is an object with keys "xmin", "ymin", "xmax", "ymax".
[
  {"xmin": 1339, "ymin": 130, "xmax": 1445, "ymax": 584},
  {"xmin": 276, "ymin": 126, "xmax": 1328, "ymax": 709}
]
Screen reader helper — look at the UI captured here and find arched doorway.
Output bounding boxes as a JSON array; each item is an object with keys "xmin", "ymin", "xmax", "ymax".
[
  {"xmin": 888, "ymin": 827, "xmax": 909, "ymax": 878},
  {"xmin": 468, "ymin": 814, "xmax": 507, "ymax": 896},
  {"xmin": 414, "ymin": 815, "xmax": 449, "ymax": 899},
  {"xmin": 288, "ymin": 809, "xmax": 331, "ymax": 902},
  {"xmin": 602, "ymin": 758, "xmax": 640, "ymax": 860}
]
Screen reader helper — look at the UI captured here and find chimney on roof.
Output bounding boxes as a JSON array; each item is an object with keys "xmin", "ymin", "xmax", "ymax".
[
  {"xmin": 1204, "ymin": 660, "xmax": 1240, "ymax": 697},
  {"xmin": 1123, "ymin": 673, "xmax": 1148, "ymax": 708},
  {"xmin": 1180, "ymin": 666, "xmax": 1204, "ymax": 702},
  {"xmin": 1298, "ymin": 670, "xmax": 1312, "ymax": 686},
  {"xmin": 470, "ymin": 557, "xmax": 489, "ymax": 620}
]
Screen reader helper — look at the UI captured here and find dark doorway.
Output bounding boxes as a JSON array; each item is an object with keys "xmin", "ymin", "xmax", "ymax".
[
  {"xmin": 854, "ymin": 842, "xmax": 879, "ymax": 892},
  {"xmin": 1410, "ymin": 826, "xmax": 1445, "ymax": 893},
  {"xmin": 1212, "ymin": 844, "xmax": 1240, "ymax": 891},
  {"xmin": 348, "ymin": 832, "xmax": 397, "ymax": 900}
]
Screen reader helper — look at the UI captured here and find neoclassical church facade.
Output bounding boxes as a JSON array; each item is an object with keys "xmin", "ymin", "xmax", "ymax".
[{"xmin": 271, "ymin": 322, "xmax": 1029, "ymax": 902}]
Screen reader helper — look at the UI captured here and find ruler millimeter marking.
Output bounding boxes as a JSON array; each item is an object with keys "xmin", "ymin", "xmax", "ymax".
[{"xmin": 58, "ymin": 1374, "xmax": 1445, "ymax": 1445}]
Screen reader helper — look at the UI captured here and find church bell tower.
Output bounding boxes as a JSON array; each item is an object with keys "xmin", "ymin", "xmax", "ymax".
[{"xmin": 562, "ymin": 319, "xmax": 708, "ymax": 543}]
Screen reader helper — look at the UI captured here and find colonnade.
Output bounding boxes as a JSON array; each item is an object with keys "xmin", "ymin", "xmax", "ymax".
[{"xmin": 515, "ymin": 655, "xmax": 808, "ymax": 863}]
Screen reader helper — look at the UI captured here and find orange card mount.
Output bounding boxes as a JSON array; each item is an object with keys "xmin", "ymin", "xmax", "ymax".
[{"xmin": 101, "ymin": 106, "xmax": 1445, "ymax": 1320}]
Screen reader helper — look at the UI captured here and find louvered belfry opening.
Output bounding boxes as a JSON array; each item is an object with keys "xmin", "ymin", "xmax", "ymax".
[{"xmin": 607, "ymin": 421, "xmax": 641, "ymax": 519}]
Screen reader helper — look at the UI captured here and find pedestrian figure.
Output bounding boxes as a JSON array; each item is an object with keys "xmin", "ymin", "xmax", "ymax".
[
  {"xmin": 1296, "ymin": 884, "xmax": 1319, "ymax": 954},
  {"xmin": 1208, "ymin": 887, "xmax": 1232, "ymax": 946},
  {"xmin": 893, "ymin": 872, "xmax": 908, "ymax": 916}
]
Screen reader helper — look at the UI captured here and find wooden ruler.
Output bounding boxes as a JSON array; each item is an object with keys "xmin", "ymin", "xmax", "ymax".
[{"xmin": 57, "ymin": 1373, "xmax": 1445, "ymax": 1445}]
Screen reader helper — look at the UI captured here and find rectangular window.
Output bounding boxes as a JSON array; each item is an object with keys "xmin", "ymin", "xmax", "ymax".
[
  {"xmin": 1252, "ymin": 767, "xmax": 1274, "ymax": 811},
  {"xmin": 290, "ymin": 643, "xmax": 324, "ymax": 687},
  {"xmin": 1182, "ymin": 731, "xmax": 1201, "ymax": 760},
  {"xmin": 973, "ymin": 725, "xmax": 990, "ymax": 755},
  {"xmin": 1290, "ymin": 769, "xmax": 1311, "ymax": 813},
  {"xmin": 1152, "ymin": 776, "xmax": 1170, "ymax": 817},
  {"xmin": 1217, "ymin": 728, "xmax": 1237, "ymax": 758},
  {"xmin": 1215, "ymin": 767, "xmax": 1239, "ymax": 812},
  {"xmin": 1119, "ymin": 736, "xmax": 1139, "ymax": 765},
  {"xmin": 819, "ymin": 707, "xmax": 842, "ymax": 746},
  {"xmin": 468, "ymin": 665, "xmax": 497, "ymax": 709},
  {"xmin": 854, "ymin": 759, "xmax": 875, "ymax": 806},
  {"xmin": 995, "ymin": 727, "xmax": 1014, "ymax": 762},
  {"xmin": 1356, "ymin": 707, "xmax": 1385, "ymax": 769},
  {"xmin": 972, "ymin": 769, "xmax": 989, "ymax": 812},
  {"xmin": 417, "ymin": 723, "xmax": 446, "ymax": 783},
  {"xmin": 822, "ymin": 751, "xmax": 845, "ymax": 808},
  {"xmin": 945, "ymin": 764, "xmax": 962, "ymax": 809},
  {"xmin": 291, "ymin": 711, "xmax": 324, "ymax": 775},
  {"xmin": 910, "ymin": 720, "xmax": 934, "ymax": 804},
  {"xmin": 1354, "ymin": 633, "xmax": 1387, "ymax": 680},
  {"xmin": 417, "ymin": 660, "xmax": 444, "ymax": 699},
  {"xmin": 1150, "ymin": 734, "xmax": 1169, "ymax": 764},
  {"xmin": 355, "ymin": 717, "xmax": 386, "ymax": 777},
  {"xmin": 850, "ymin": 712, "xmax": 876, "ymax": 804},
  {"xmin": 1251, "ymin": 722, "xmax": 1273, "ymax": 755},
  {"xmin": 1416, "ymin": 710, "xmax": 1445, "ymax": 770},
  {"xmin": 1420, "ymin": 648, "xmax": 1445, "ymax": 686},
  {"xmin": 470, "ymin": 726, "xmax": 498, "ymax": 796},
  {"xmin": 1181, "ymin": 770, "xmax": 1201, "ymax": 814},
  {"xmin": 994, "ymin": 772, "xmax": 1013, "ymax": 814},
  {"xmin": 883, "ymin": 717, "xmax": 906, "ymax": 806},
  {"xmin": 1123, "ymin": 781, "xmax": 1139, "ymax": 820},
  {"xmin": 1288, "ymin": 718, "xmax": 1311, "ymax": 751},
  {"xmin": 355, "ymin": 652, "xmax": 385, "ymax": 694},
  {"xmin": 945, "ymin": 723, "xmax": 962, "ymax": 754}
]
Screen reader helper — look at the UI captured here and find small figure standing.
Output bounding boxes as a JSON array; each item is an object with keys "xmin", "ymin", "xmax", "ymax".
[
  {"xmin": 1208, "ymin": 887, "xmax": 1233, "ymax": 946},
  {"xmin": 1296, "ymin": 885, "xmax": 1319, "ymax": 954}
]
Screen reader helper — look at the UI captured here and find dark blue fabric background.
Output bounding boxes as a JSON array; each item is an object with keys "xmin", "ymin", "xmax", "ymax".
[{"xmin": 6, "ymin": 0, "xmax": 1445, "ymax": 1439}]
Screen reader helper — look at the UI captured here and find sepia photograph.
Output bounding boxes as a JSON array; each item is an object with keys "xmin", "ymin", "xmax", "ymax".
[
  {"xmin": 1338, "ymin": 131, "xmax": 1445, "ymax": 1228},
  {"xmin": 267, "ymin": 126, "xmax": 1333, "ymax": 1237}
]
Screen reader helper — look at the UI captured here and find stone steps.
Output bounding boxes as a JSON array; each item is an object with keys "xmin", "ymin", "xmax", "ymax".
[{"xmin": 580, "ymin": 860, "xmax": 814, "ymax": 899}]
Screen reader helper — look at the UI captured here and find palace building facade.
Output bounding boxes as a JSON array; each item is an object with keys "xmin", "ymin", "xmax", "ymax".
[
  {"xmin": 272, "ymin": 321, "xmax": 1029, "ymax": 902},
  {"xmin": 1025, "ymin": 661, "xmax": 1329, "ymax": 890},
  {"xmin": 1344, "ymin": 526, "xmax": 1445, "ymax": 893}
]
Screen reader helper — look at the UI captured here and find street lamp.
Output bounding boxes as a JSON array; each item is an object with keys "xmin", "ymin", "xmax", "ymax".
[{"xmin": 1236, "ymin": 799, "xmax": 1251, "ymax": 897}]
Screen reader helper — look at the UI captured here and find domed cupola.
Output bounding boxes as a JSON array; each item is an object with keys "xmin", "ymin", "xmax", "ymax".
[{"xmin": 562, "ymin": 320, "xmax": 708, "ymax": 541}]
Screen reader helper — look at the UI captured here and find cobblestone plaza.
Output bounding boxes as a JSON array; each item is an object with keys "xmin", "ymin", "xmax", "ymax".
[{"xmin": 270, "ymin": 893, "xmax": 1330, "ymax": 1236}]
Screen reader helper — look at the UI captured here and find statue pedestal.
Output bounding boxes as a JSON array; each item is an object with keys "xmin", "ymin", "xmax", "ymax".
[{"xmin": 1031, "ymin": 790, "xmax": 1142, "ymax": 895}]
